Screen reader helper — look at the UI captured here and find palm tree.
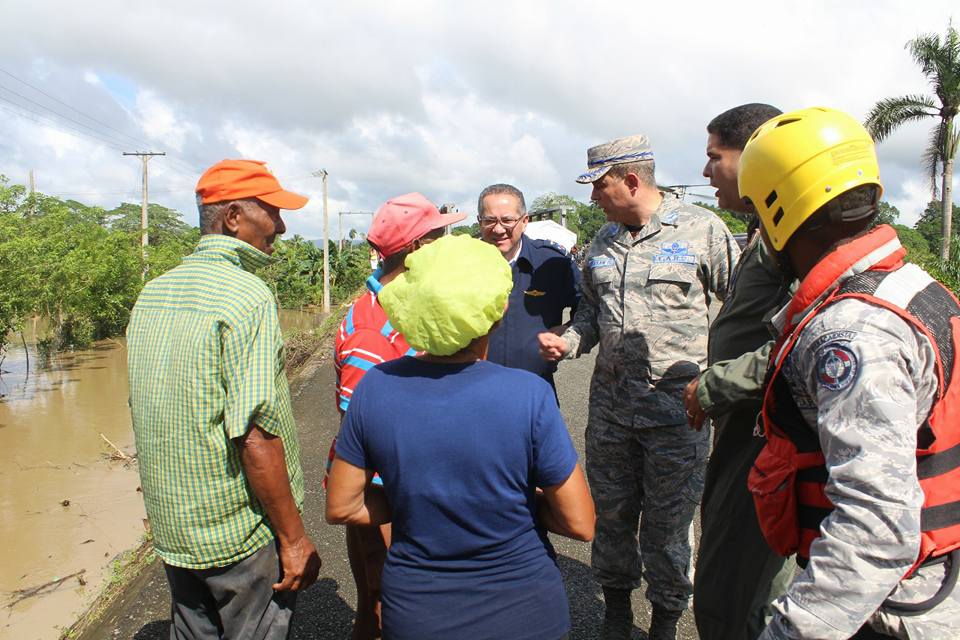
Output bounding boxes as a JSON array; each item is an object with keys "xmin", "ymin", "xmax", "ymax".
[{"xmin": 866, "ymin": 24, "xmax": 960, "ymax": 260}]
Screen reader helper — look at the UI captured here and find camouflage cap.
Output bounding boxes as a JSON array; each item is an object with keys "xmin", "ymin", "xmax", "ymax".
[{"xmin": 575, "ymin": 134, "xmax": 655, "ymax": 184}]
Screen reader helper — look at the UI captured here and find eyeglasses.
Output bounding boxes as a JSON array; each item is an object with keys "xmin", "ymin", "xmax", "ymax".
[{"xmin": 478, "ymin": 216, "xmax": 524, "ymax": 230}]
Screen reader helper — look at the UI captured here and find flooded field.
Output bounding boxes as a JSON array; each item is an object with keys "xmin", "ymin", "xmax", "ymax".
[{"xmin": 0, "ymin": 309, "xmax": 325, "ymax": 640}]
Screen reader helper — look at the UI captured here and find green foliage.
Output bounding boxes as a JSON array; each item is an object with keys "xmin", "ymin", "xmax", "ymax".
[
  {"xmin": 529, "ymin": 193, "xmax": 606, "ymax": 248},
  {"xmin": 914, "ymin": 199, "xmax": 960, "ymax": 254},
  {"xmin": 332, "ymin": 243, "xmax": 373, "ymax": 304},
  {"xmin": 451, "ymin": 222, "xmax": 480, "ymax": 237},
  {"xmin": 871, "ymin": 201, "xmax": 901, "ymax": 227},
  {"xmin": 692, "ymin": 201, "xmax": 749, "ymax": 234},
  {"xmin": 108, "ymin": 202, "xmax": 195, "ymax": 246},
  {"xmin": 259, "ymin": 236, "xmax": 324, "ymax": 308},
  {"xmin": 0, "ymin": 175, "xmax": 196, "ymax": 353},
  {"xmin": 865, "ymin": 22, "xmax": 959, "ymax": 258},
  {"xmin": 258, "ymin": 237, "xmax": 374, "ymax": 308},
  {"xmin": 892, "ymin": 224, "xmax": 933, "ymax": 261}
]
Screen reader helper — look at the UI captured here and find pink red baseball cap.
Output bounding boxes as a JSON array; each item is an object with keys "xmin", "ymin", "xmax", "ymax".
[{"xmin": 367, "ymin": 193, "xmax": 466, "ymax": 257}]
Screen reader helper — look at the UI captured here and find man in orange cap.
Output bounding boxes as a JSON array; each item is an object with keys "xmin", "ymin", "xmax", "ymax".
[
  {"xmin": 326, "ymin": 192, "xmax": 464, "ymax": 639},
  {"xmin": 128, "ymin": 159, "xmax": 320, "ymax": 639}
]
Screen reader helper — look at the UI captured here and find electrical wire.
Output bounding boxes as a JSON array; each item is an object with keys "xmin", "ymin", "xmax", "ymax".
[
  {"xmin": 0, "ymin": 67, "xmax": 156, "ymax": 150},
  {"xmin": 0, "ymin": 67, "xmax": 202, "ymax": 178}
]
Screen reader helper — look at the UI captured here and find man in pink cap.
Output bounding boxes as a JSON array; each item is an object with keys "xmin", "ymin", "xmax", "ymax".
[{"xmin": 326, "ymin": 192, "xmax": 464, "ymax": 639}]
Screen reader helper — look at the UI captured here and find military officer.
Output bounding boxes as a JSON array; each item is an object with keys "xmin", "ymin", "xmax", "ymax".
[
  {"xmin": 479, "ymin": 183, "xmax": 581, "ymax": 390},
  {"xmin": 539, "ymin": 134, "xmax": 739, "ymax": 640},
  {"xmin": 739, "ymin": 107, "xmax": 960, "ymax": 639}
]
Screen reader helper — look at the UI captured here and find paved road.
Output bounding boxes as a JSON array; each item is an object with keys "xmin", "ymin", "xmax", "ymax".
[{"xmin": 80, "ymin": 350, "xmax": 701, "ymax": 640}]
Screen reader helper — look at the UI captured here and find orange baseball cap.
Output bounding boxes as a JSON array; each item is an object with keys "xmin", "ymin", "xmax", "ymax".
[
  {"xmin": 195, "ymin": 159, "xmax": 308, "ymax": 210},
  {"xmin": 367, "ymin": 193, "xmax": 466, "ymax": 258}
]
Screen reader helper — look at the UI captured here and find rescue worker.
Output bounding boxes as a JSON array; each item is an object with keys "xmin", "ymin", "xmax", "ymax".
[
  {"xmin": 539, "ymin": 134, "xmax": 739, "ymax": 640},
  {"xmin": 478, "ymin": 183, "xmax": 581, "ymax": 390},
  {"xmin": 683, "ymin": 103, "xmax": 798, "ymax": 639},
  {"xmin": 739, "ymin": 106, "xmax": 960, "ymax": 639}
]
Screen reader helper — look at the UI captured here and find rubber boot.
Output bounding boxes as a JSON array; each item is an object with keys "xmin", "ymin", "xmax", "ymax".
[
  {"xmin": 600, "ymin": 587, "xmax": 633, "ymax": 640},
  {"xmin": 648, "ymin": 605, "xmax": 683, "ymax": 640}
]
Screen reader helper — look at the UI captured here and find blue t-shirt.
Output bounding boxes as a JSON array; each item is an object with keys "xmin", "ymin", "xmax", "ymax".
[{"xmin": 336, "ymin": 357, "xmax": 579, "ymax": 640}]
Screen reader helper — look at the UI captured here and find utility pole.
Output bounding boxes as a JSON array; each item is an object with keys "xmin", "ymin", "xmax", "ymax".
[
  {"xmin": 123, "ymin": 151, "xmax": 165, "ymax": 278},
  {"xmin": 28, "ymin": 170, "xmax": 36, "ymax": 216},
  {"xmin": 313, "ymin": 169, "xmax": 331, "ymax": 314}
]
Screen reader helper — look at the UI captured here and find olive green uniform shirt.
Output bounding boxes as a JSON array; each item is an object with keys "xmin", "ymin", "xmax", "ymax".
[
  {"xmin": 127, "ymin": 234, "xmax": 305, "ymax": 569},
  {"xmin": 696, "ymin": 234, "xmax": 792, "ymax": 418}
]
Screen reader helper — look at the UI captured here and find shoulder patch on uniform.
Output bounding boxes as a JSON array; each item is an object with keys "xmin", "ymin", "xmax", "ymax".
[
  {"xmin": 815, "ymin": 342, "xmax": 859, "ymax": 392},
  {"xmin": 533, "ymin": 239, "xmax": 568, "ymax": 255},
  {"xmin": 588, "ymin": 256, "xmax": 616, "ymax": 269}
]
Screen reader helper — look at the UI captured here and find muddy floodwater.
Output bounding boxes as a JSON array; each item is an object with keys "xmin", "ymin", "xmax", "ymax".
[{"xmin": 0, "ymin": 309, "xmax": 325, "ymax": 640}]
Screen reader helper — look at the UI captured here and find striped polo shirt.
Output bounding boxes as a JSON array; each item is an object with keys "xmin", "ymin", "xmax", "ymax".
[
  {"xmin": 127, "ymin": 234, "xmax": 305, "ymax": 569},
  {"xmin": 334, "ymin": 273, "xmax": 417, "ymax": 413}
]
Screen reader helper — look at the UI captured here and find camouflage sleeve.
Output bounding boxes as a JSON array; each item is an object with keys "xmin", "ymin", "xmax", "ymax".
[
  {"xmin": 561, "ymin": 255, "xmax": 600, "ymax": 358},
  {"xmin": 760, "ymin": 301, "xmax": 935, "ymax": 640},
  {"xmin": 696, "ymin": 340, "xmax": 772, "ymax": 416},
  {"xmin": 704, "ymin": 216, "xmax": 740, "ymax": 302}
]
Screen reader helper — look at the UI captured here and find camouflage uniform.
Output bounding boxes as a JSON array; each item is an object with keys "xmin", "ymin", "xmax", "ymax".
[
  {"xmin": 759, "ymin": 258, "xmax": 960, "ymax": 639},
  {"xmin": 561, "ymin": 193, "xmax": 738, "ymax": 611}
]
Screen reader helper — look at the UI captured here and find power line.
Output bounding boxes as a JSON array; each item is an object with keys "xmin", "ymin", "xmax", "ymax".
[
  {"xmin": 0, "ymin": 84, "xmax": 137, "ymax": 150},
  {"xmin": 0, "ymin": 98, "xmax": 128, "ymax": 152},
  {"xmin": 0, "ymin": 68, "xmax": 202, "ymax": 178},
  {"xmin": 0, "ymin": 66, "xmax": 154, "ymax": 150}
]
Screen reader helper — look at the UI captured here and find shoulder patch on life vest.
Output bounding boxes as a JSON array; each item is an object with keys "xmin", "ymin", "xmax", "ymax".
[
  {"xmin": 815, "ymin": 342, "xmax": 859, "ymax": 392},
  {"xmin": 589, "ymin": 256, "xmax": 615, "ymax": 269}
]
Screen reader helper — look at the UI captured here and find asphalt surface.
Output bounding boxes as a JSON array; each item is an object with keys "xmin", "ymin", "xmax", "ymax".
[{"xmin": 79, "ymin": 350, "xmax": 701, "ymax": 640}]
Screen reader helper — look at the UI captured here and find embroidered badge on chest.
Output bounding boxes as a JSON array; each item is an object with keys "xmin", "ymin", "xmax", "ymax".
[
  {"xmin": 653, "ymin": 241, "xmax": 697, "ymax": 265},
  {"xmin": 816, "ymin": 343, "xmax": 859, "ymax": 391}
]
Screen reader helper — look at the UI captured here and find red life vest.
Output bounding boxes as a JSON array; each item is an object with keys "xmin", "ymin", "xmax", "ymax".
[{"xmin": 749, "ymin": 225, "xmax": 960, "ymax": 574}]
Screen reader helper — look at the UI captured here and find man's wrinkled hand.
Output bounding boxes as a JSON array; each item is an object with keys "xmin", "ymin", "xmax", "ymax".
[
  {"xmin": 684, "ymin": 377, "xmax": 708, "ymax": 431},
  {"xmin": 538, "ymin": 332, "xmax": 570, "ymax": 361},
  {"xmin": 273, "ymin": 535, "xmax": 321, "ymax": 592}
]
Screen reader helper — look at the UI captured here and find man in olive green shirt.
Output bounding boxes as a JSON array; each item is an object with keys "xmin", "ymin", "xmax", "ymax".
[
  {"xmin": 683, "ymin": 105, "xmax": 796, "ymax": 640},
  {"xmin": 127, "ymin": 159, "xmax": 320, "ymax": 639}
]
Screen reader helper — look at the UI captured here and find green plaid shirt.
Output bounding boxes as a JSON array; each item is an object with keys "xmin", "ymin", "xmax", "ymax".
[{"xmin": 127, "ymin": 234, "xmax": 305, "ymax": 569}]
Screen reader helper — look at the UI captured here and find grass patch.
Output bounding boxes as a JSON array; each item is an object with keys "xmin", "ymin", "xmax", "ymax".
[{"xmin": 60, "ymin": 536, "xmax": 155, "ymax": 640}]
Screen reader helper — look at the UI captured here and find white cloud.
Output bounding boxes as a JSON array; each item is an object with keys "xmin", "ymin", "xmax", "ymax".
[
  {"xmin": 0, "ymin": 0, "xmax": 957, "ymax": 242},
  {"xmin": 134, "ymin": 90, "xmax": 201, "ymax": 152}
]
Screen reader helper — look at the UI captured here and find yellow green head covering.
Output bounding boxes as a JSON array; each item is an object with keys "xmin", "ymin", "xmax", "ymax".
[{"xmin": 379, "ymin": 234, "xmax": 513, "ymax": 356}]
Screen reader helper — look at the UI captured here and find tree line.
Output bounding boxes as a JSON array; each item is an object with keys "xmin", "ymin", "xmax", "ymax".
[
  {"xmin": 0, "ymin": 179, "xmax": 956, "ymax": 359},
  {"xmin": 0, "ymin": 175, "xmax": 370, "ymax": 355}
]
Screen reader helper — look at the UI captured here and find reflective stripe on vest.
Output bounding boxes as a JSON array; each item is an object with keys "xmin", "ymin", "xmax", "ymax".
[{"xmin": 759, "ymin": 263, "xmax": 960, "ymax": 572}]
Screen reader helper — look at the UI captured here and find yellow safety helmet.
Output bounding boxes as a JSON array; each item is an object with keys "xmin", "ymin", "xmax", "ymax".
[{"xmin": 738, "ymin": 106, "xmax": 883, "ymax": 251}]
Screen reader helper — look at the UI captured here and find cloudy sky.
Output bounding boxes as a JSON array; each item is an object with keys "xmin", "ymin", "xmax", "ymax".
[{"xmin": 0, "ymin": 0, "xmax": 956, "ymax": 239}]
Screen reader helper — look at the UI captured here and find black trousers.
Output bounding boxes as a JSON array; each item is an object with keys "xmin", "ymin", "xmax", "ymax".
[
  {"xmin": 163, "ymin": 542, "xmax": 297, "ymax": 640},
  {"xmin": 694, "ymin": 413, "xmax": 794, "ymax": 640}
]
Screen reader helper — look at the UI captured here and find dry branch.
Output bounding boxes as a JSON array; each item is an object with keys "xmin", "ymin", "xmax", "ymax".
[{"xmin": 5, "ymin": 569, "xmax": 86, "ymax": 608}]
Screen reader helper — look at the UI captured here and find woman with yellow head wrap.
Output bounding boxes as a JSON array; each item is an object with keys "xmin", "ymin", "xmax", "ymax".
[{"xmin": 327, "ymin": 234, "xmax": 594, "ymax": 640}]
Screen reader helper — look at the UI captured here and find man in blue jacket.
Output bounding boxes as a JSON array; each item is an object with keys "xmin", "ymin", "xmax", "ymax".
[{"xmin": 478, "ymin": 183, "xmax": 581, "ymax": 391}]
